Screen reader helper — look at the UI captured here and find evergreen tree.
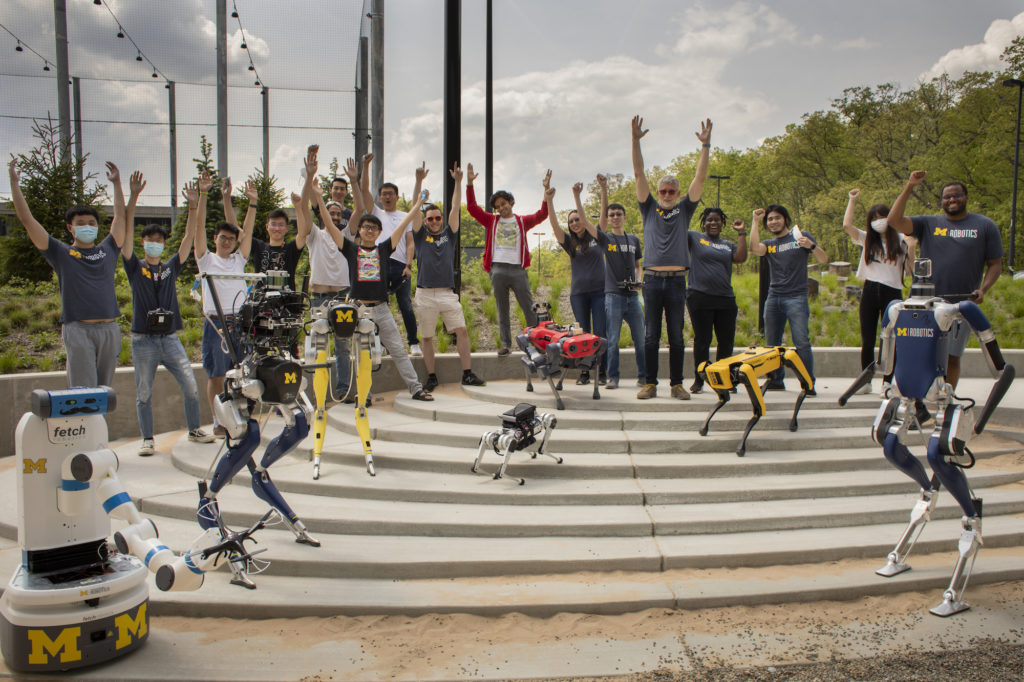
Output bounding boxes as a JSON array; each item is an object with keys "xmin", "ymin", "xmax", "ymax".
[{"xmin": 170, "ymin": 136, "xmax": 225, "ymax": 280}]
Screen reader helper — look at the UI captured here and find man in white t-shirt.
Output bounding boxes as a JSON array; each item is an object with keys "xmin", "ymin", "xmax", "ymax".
[
  {"xmin": 361, "ymin": 161, "xmax": 426, "ymax": 356},
  {"xmin": 195, "ymin": 176, "xmax": 256, "ymax": 433}
]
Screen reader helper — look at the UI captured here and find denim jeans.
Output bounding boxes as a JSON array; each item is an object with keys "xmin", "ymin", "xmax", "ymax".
[
  {"xmin": 605, "ymin": 292, "xmax": 646, "ymax": 382},
  {"xmin": 642, "ymin": 275, "xmax": 686, "ymax": 386},
  {"xmin": 311, "ymin": 293, "xmax": 351, "ymax": 399},
  {"xmin": 387, "ymin": 258, "xmax": 419, "ymax": 346},
  {"xmin": 763, "ymin": 293, "xmax": 814, "ymax": 383},
  {"xmin": 570, "ymin": 289, "xmax": 607, "ymax": 373},
  {"xmin": 132, "ymin": 332, "xmax": 202, "ymax": 439}
]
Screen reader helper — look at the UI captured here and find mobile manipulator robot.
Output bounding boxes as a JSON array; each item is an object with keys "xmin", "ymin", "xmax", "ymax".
[
  {"xmin": 839, "ymin": 258, "xmax": 1015, "ymax": 616},
  {"xmin": 1, "ymin": 387, "xmax": 269, "ymax": 673},
  {"xmin": 198, "ymin": 271, "xmax": 320, "ymax": 589}
]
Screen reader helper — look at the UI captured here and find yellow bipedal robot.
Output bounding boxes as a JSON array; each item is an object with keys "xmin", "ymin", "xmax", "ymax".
[
  {"xmin": 1, "ymin": 388, "xmax": 267, "ymax": 673},
  {"xmin": 697, "ymin": 346, "xmax": 814, "ymax": 457},
  {"xmin": 335, "ymin": 303, "xmax": 383, "ymax": 476}
]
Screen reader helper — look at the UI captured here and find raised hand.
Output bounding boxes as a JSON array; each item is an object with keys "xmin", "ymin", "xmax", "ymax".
[
  {"xmin": 752, "ymin": 208, "xmax": 766, "ymax": 222},
  {"xmin": 105, "ymin": 162, "xmax": 121, "ymax": 183},
  {"xmin": 8, "ymin": 158, "xmax": 20, "ymax": 184},
  {"xmin": 415, "ymin": 161, "xmax": 429, "ymax": 182},
  {"xmin": 695, "ymin": 118, "xmax": 713, "ymax": 145},
  {"xmin": 311, "ymin": 176, "xmax": 321, "ymax": 194},
  {"xmin": 183, "ymin": 181, "xmax": 198, "ymax": 204},
  {"xmin": 466, "ymin": 163, "xmax": 478, "ymax": 185},
  {"xmin": 631, "ymin": 115, "xmax": 648, "ymax": 141},
  {"xmin": 344, "ymin": 157, "xmax": 359, "ymax": 181},
  {"xmin": 450, "ymin": 162, "xmax": 463, "ymax": 182},
  {"xmin": 129, "ymin": 171, "xmax": 146, "ymax": 196},
  {"xmin": 572, "ymin": 182, "xmax": 583, "ymax": 197},
  {"xmin": 848, "ymin": 188, "xmax": 860, "ymax": 199},
  {"xmin": 220, "ymin": 175, "xmax": 232, "ymax": 197},
  {"xmin": 544, "ymin": 185, "xmax": 555, "ymax": 201},
  {"xmin": 291, "ymin": 191, "xmax": 302, "ymax": 206},
  {"xmin": 596, "ymin": 173, "xmax": 607, "ymax": 188},
  {"xmin": 908, "ymin": 170, "xmax": 927, "ymax": 186},
  {"xmin": 305, "ymin": 144, "xmax": 319, "ymax": 178},
  {"xmin": 362, "ymin": 152, "xmax": 374, "ymax": 166},
  {"xmin": 732, "ymin": 219, "xmax": 746, "ymax": 232},
  {"xmin": 542, "ymin": 169, "xmax": 553, "ymax": 190},
  {"xmin": 243, "ymin": 180, "xmax": 258, "ymax": 203}
]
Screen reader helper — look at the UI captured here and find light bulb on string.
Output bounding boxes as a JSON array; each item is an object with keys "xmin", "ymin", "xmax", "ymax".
[
  {"xmin": 248, "ymin": 64, "xmax": 254, "ymax": 71},
  {"xmin": 15, "ymin": 41, "xmax": 23, "ymax": 52},
  {"xmin": 117, "ymin": 29, "xmax": 124, "ymax": 38},
  {"xmin": 231, "ymin": 10, "xmax": 238, "ymax": 18},
  {"xmin": 151, "ymin": 71, "xmax": 158, "ymax": 78},
  {"xmin": 43, "ymin": 62, "xmax": 50, "ymax": 71},
  {"xmin": 136, "ymin": 50, "xmax": 142, "ymax": 62},
  {"xmin": 240, "ymin": 41, "xmax": 247, "ymax": 49}
]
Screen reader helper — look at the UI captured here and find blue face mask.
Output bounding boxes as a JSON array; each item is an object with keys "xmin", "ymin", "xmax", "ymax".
[
  {"xmin": 74, "ymin": 225, "xmax": 98, "ymax": 244},
  {"xmin": 143, "ymin": 241, "xmax": 166, "ymax": 258}
]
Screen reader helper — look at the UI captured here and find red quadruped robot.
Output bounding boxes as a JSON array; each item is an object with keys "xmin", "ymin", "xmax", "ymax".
[{"xmin": 515, "ymin": 302, "xmax": 606, "ymax": 410}]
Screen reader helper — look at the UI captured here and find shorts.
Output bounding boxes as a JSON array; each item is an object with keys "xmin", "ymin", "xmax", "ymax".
[
  {"xmin": 947, "ymin": 319, "xmax": 970, "ymax": 357},
  {"xmin": 414, "ymin": 287, "xmax": 465, "ymax": 338},
  {"xmin": 202, "ymin": 318, "xmax": 235, "ymax": 378}
]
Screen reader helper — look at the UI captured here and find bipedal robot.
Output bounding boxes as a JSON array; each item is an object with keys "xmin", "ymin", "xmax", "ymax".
[
  {"xmin": 1, "ymin": 387, "xmax": 268, "ymax": 673},
  {"xmin": 697, "ymin": 346, "xmax": 814, "ymax": 457},
  {"xmin": 839, "ymin": 258, "xmax": 1014, "ymax": 616},
  {"xmin": 472, "ymin": 402, "xmax": 559, "ymax": 485},
  {"xmin": 516, "ymin": 302, "xmax": 607, "ymax": 410},
  {"xmin": 199, "ymin": 271, "xmax": 321, "ymax": 589}
]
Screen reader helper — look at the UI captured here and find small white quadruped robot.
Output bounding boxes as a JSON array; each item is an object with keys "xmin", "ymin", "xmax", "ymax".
[
  {"xmin": 472, "ymin": 402, "xmax": 559, "ymax": 485},
  {"xmin": 1, "ymin": 387, "xmax": 263, "ymax": 673},
  {"xmin": 840, "ymin": 258, "xmax": 1015, "ymax": 616}
]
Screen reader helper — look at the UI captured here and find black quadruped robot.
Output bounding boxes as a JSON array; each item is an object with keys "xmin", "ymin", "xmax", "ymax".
[
  {"xmin": 198, "ymin": 271, "xmax": 320, "ymax": 589},
  {"xmin": 839, "ymin": 258, "xmax": 1014, "ymax": 616},
  {"xmin": 1, "ymin": 387, "xmax": 266, "ymax": 673},
  {"xmin": 472, "ymin": 403, "xmax": 559, "ymax": 485}
]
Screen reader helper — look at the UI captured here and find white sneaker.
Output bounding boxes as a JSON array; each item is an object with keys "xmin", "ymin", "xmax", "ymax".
[
  {"xmin": 138, "ymin": 439, "xmax": 155, "ymax": 457},
  {"xmin": 409, "ymin": 344, "xmax": 422, "ymax": 357},
  {"xmin": 856, "ymin": 383, "xmax": 871, "ymax": 395},
  {"xmin": 188, "ymin": 429, "xmax": 215, "ymax": 443}
]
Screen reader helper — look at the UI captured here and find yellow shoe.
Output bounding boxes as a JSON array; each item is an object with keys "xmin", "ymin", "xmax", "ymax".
[{"xmin": 636, "ymin": 383, "xmax": 656, "ymax": 399}]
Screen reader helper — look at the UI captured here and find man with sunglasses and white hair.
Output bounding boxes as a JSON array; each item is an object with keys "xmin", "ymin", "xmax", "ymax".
[{"xmin": 631, "ymin": 115, "xmax": 712, "ymax": 400}]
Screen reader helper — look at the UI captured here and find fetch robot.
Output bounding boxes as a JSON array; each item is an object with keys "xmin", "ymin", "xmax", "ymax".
[
  {"xmin": 839, "ymin": 258, "xmax": 1014, "ymax": 616},
  {"xmin": 1, "ymin": 387, "xmax": 266, "ymax": 672},
  {"xmin": 198, "ymin": 271, "xmax": 321, "ymax": 589}
]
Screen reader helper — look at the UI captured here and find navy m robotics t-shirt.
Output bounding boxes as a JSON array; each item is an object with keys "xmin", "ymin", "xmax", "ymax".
[{"xmin": 910, "ymin": 213, "xmax": 1002, "ymax": 297}]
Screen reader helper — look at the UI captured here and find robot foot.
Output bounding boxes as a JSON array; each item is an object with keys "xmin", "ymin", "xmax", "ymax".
[
  {"xmin": 227, "ymin": 557, "xmax": 257, "ymax": 589},
  {"xmin": 294, "ymin": 528, "xmax": 321, "ymax": 547},
  {"xmin": 876, "ymin": 489, "xmax": 937, "ymax": 577},
  {"xmin": 929, "ymin": 516, "xmax": 982, "ymax": 617}
]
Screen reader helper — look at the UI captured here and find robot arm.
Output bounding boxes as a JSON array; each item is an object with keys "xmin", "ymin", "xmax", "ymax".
[
  {"xmin": 954, "ymin": 300, "xmax": 1016, "ymax": 434},
  {"xmin": 877, "ymin": 299, "xmax": 902, "ymax": 379}
]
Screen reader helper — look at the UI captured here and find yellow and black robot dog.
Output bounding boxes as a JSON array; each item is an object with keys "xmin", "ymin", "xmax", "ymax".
[{"xmin": 697, "ymin": 346, "xmax": 813, "ymax": 457}]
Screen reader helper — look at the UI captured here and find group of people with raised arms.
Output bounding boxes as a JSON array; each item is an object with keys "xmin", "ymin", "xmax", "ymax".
[{"xmin": 6, "ymin": 113, "xmax": 1004, "ymax": 452}]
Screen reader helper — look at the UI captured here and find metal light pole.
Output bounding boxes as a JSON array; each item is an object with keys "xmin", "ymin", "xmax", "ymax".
[
  {"xmin": 1003, "ymin": 78, "xmax": 1024, "ymax": 272},
  {"xmin": 708, "ymin": 174, "xmax": 730, "ymax": 208}
]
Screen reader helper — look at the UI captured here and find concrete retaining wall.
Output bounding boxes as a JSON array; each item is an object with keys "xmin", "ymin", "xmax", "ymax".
[{"xmin": 1, "ymin": 347, "xmax": 1020, "ymax": 458}]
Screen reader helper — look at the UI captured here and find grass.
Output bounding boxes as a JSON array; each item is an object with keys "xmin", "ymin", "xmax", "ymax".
[{"xmin": 2, "ymin": 265, "xmax": 1023, "ymax": 374}]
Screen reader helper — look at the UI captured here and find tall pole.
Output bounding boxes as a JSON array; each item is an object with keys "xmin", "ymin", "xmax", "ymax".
[
  {"xmin": 72, "ymin": 76, "xmax": 83, "ymax": 186},
  {"xmin": 216, "ymin": 0, "xmax": 228, "ymax": 178},
  {"xmin": 1004, "ymin": 78, "xmax": 1024, "ymax": 272},
  {"xmin": 168, "ymin": 82, "xmax": 178, "ymax": 227},
  {"xmin": 355, "ymin": 35, "xmax": 369, "ymax": 163},
  {"xmin": 444, "ymin": 0, "xmax": 462, "ymax": 293},
  {"xmin": 709, "ymin": 174, "xmax": 730, "ymax": 208},
  {"xmin": 53, "ymin": 0, "xmax": 71, "ymax": 158},
  {"xmin": 484, "ymin": 0, "xmax": 493, "ymax": 210},
  {"xmin": 262, "ymin": 88, "xmax": 270, "ymax": 176},
  {"xmin": 370, "ymin": 0, "xmax": 384, "ymax": 194}
]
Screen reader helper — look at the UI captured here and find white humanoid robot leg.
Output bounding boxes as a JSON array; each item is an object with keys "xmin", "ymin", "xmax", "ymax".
[
  {"xmin": 250, "ymin": 406, "xmax": 320, "ymax": 547},
  {"xmin": 472, "ymin": 431, "xmax": 501, "ymax": 475},
  {"xmin": 930, "ymin": 515, "xmax": 982, "ymax": 617},
  {"xmin": 529, "ymin": 413, "xmax": 560, "ymax": 464}
]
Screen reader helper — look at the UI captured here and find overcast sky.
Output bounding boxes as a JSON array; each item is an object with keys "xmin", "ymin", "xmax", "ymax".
[{"xmin": 2, "ymin": 1, "xmax": 1023, "ymax": 238}]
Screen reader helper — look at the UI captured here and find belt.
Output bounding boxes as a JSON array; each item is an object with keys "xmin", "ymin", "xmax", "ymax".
[
  {"xmin": 643, "ymin": 269, "xmax": 687, "ymax": 278},
  {"xmin": 355, "ymin": 301, "xmax": 385, "ymax": 308}
]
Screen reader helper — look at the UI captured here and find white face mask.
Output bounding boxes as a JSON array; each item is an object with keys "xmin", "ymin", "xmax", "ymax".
[{"xmin": 870, "ymin": 218, "xmax": 888, "ymax": 234}]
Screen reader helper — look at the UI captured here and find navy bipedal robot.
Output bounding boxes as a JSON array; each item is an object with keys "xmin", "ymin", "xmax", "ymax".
[
  {"xmin": 198, "ymin": 271, "xmax": 320, "ymax": 589},
  {"xmin": 839, "ymin": 259, "xmax": 1014, "ymax": 616}
]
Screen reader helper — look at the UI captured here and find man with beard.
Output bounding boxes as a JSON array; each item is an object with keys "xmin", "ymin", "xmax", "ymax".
[{"xmin": 886, "ymin": 170, "xmax": 1003, "ymax": 388}]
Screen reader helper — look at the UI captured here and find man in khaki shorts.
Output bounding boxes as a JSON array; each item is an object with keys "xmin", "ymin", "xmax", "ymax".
[{"xmin": 413, "ymin": 163, "xmax": 485, "ymax": 392}]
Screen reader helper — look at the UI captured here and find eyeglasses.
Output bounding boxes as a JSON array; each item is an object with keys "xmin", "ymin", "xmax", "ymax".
[
  {"xmin": 216, "ymin": 234, "xmax": 237, "ymax": 242},
  {"xmin": 425, "ymin": 216, "xmax": 444, "ymax": 222},
  {"xmin": 657, "ymin": 188, "xmax": 678, "ymax": 196},
  {"xmin": 607, "ymin": 212, "xmax": 625, "ymax": 218}
]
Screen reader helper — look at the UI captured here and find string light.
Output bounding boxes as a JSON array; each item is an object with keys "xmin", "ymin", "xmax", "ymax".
[
  {"xmin": 116, "ymin": 29, "xmax": 124, "ymax": 38},
  {"xmin": 95, "ymin": 1, "xmax": 168, "ymax": 83},
  {"xmin": 15, "ymin": 40, "xmax": 23, "ymax": 52},
  {"xmin": 1, "ymin": 22, "xmax": 54, "ymax": 73},
  {"xmin": 135, "ymin": 50, "xmax": 142, "ymax": 62},
  {"xmin": 230, "ymin": 1, "xmax": 265, "ymax": 91}
]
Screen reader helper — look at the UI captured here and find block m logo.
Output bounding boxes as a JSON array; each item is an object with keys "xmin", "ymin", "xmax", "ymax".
[
  {"xmin": 767, "ymin": 245, "xmax": 778, "ymax": 253},
  {"xmin": 27, "ymin": 627, "xmax": 81, "ymax": 665},
  {"xmin": 115, "ymin": 603, "xmax": 148, "ymax": 649},
  {"xmin": 897, "ymin": 328, "xmax": 908, "ymax": 336},
  {"xmin": 934, "ymin": 227, "xmax": 948, "ymax": 236},
  {"xmin": 335, "ymin": 309, "xmax": 353, "ymax": 323},
  {"xmin": 23, "ymin": 458, "xmax": 47, "ymax": 474}
]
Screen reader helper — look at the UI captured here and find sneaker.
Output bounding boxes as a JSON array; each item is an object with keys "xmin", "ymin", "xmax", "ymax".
[
  {"xmin": 856, "ymin": 383, "xmax": 871, "ymax": 395},
  {"xmin": 689, "ymin": 379, "xmax": 704, "ymax": 394},
  {"xmin": 424, "ymin": 374, "xmax": 439, "ymax": 393},
  {"xmin": 461, "ymin": 372, "xmax": 486, "ymax": 386},
  {"xmin": 138, "ymin": 439, "xmax": 155, "ymax": 457},
  {"xmin": 671, "ymin": 384, "xmax": 691, "ymax": 400},
  {"xmin": 606, "ymin": 378, "xmax": 619, "ymax": 390},
  {"xmin": 576, "ymin": 370, "xmax": 591, "ymax": 386},
  {"xmin": 212, "ymin": 424, "xmax": 228, "ymax": 439},
  {"xmin": 805, "ymin": 388, "xmax": 817, "ymax": 397},
  {"xmin": 637, "ymin": 383, "xmax": 656, "ymax": 400},
  {"xmin": 188, "ymin": 429, "xmax": 215, "ymax": 444},
  {"xmin": 497, "ymin": 347, "xmax": 511, "ymax": 357},
  {"xmin": 598, "ymin": 371, "xmax": 608, "ymax": 386},
  {"xmin": 409, "ymin": 344, "xmax": 423, "ymax": 357}
]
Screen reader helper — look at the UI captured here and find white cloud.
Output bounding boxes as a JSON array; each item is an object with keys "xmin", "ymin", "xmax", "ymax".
[{"xmin": 922, "ymin": 11, "xmax": 1024, "ymax": 80}]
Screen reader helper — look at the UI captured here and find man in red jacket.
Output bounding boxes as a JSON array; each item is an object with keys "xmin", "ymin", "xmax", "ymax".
[{"xmin": 466, "ymin": 164, "xmax": 551, "ymax": 355}]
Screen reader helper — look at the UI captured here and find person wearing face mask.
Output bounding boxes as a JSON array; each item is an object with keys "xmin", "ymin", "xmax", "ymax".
[
  {"xmin": 466, "ymin": 164, "xmax": 550, "ymax": 356},
  {"xmin": 549, "ymin": 180, "xmax": 608, "ymax": 386},
  {"xmin": 411, "ymin": 163, "xmax": 486, "ymax": 392},
  {"xmin": 885, "ymin": 171, "xmax": 1003, "ymax": 389},
  {"xmin": 8, "ymin": 158, "xmax": 127, "ymax": 388},
  {"xmin": 842, "ymin": 189, "xmax": 912, "ymax": 395},
  {"xmin": 750, "ymin": 204, "xmax": 829, "ymax": 393},
  {"xmin": 121, "ymin": 172, "xmax": 215, "ymax": 456},
  {"xmin": 685, "ymin": 207, "xmax": 748, "ymax": 394}
]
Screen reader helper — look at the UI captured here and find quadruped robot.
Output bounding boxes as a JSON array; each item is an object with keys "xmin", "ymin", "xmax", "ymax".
[
  {"xmin": 199, "ymin": 270, "xmax": 321, "ymax": 589},
  {"xmin": 839, "ymin": 258, "xmax": 1014, "ymax": 616},
  {"xmin": 516, "ymin": 302, "xmax": 607, "ymax": 410},
  {"xmin": 304, "ymin": 297, "xmax": 381, "ymax": 479},
  {"xmin": 472, "ymin": 402, "xmax": 559, "ymax": 485},
  {"xmin": 697, "ymin": 346, "xmax": 814, "ymax": 456},
  {"xmin": 1, "ymin": 387, "xmax": 266, "ymax": 673}
]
